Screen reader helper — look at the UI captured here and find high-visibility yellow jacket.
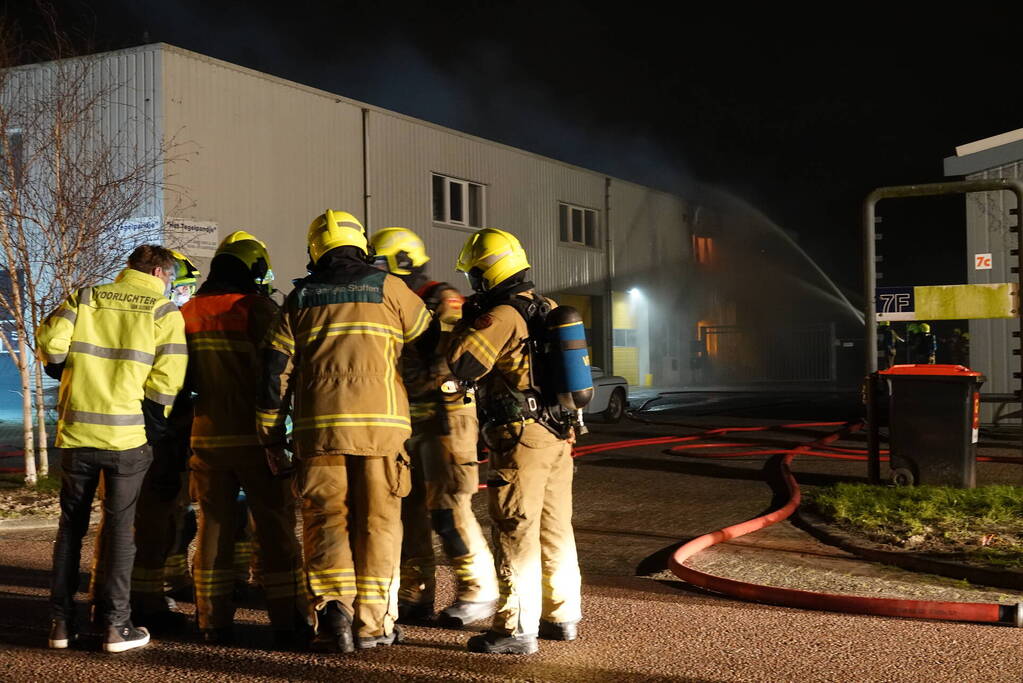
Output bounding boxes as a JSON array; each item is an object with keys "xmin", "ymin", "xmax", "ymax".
[
  {"xmin": 181, "ymin": 288, "xmax": 277, "ymax": 450},
  {"xmin": 36, "ymin": 268, "xmax": 188, "ymax": 451},
  {"xmin": 257, "ymin": 255, "xmax": 430, "ymax": 458}
]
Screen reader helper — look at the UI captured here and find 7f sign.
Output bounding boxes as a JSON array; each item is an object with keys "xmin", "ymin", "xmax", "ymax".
[{"xmin": 875, "ymin": 287, "xmax": 915, "ymax": 321}]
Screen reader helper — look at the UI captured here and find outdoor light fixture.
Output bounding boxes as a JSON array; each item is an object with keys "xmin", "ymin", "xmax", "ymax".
[{"xmin": 628, "ymin": 287, "xmax": 642, "ymax": 298}]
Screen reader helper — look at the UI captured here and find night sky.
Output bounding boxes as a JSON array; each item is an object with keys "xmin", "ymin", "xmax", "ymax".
[{"xmin": 12, "ymin": 2, "xmax": 1023, "ymax": 298}]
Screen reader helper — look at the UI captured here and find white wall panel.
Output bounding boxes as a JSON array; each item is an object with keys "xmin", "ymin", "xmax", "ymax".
[{"xmin": 160, "ymin": 46, "xmax": 365, "ymax": 283}]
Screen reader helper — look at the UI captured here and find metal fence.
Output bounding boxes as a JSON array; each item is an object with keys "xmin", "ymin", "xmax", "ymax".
[{"xmin": 698, "ymin": 323, "xmax": 837, "ymax": 383}]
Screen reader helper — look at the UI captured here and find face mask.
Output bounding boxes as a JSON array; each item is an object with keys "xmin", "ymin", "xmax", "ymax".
[{"xmin": 171, "ymin": 290, "xmax": 191, "ymax": 307}]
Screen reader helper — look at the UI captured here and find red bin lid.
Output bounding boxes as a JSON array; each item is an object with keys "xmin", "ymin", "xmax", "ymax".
[{"xmin": 879, "ymin": 364, "xmax": 982, "ymax": 377}]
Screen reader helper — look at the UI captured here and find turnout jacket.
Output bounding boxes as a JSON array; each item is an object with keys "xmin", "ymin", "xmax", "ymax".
[
  {"xmin": 180, "ymin": 286, "xmax": 278, "ymax": 450},
  {"xmin": 257, "ymin": 254, "xmax": 431, "ymax": 457},
  {"xmin": 400, "ymin": 276, "xmax": 476, "ymax": 424},
  {"xmin": 36, "ymin": 268, "xmax": 187, "ymax": 451},
  {"xmin": 447, "ymin": 290, "xmax": 555, "ymax": 415}
]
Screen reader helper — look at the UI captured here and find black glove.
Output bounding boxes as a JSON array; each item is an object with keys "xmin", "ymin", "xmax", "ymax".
[
  {"xmin": 462, "ymin": 294, "xmax": 485, "ymax": 325},
  {"xmin": 141, "ymin": 398, "xmax": 170, "ymax": 444},
  {"xmin": 44, "ymin": 362, "xmax": 65, "ymax": 380}
]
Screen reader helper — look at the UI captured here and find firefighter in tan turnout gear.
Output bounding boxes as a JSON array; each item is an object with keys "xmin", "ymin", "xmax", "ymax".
[
  {"xmin": 257, "ymin": 210, "xmax": 430, "ymax": 653},
  {"xmin": 181, "ymin": 231, "xmax": 308, "ymax": 646},
  {"xmin": 368, "ymin": 227, "xmax": 498, "ymax": 628},
  {"xmin": 448, "ymin": 228, "xmax": 582, "ymax": 655}
]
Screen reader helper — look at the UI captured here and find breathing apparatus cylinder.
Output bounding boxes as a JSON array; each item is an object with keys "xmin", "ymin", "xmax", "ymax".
[{"xmin": 545, "ymin": 305, "xmax": 593, "ymax": 411}]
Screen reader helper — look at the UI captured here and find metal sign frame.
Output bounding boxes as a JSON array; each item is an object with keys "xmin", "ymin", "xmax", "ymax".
[{"xmin": 863, "ymin": 179, "xmax": 1023, "ymax": 483}]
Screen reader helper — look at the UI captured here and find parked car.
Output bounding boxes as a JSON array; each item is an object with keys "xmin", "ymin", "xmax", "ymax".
[{"xmin": 584, "ymin": 367, "xmax": 629, "ymax": 423}]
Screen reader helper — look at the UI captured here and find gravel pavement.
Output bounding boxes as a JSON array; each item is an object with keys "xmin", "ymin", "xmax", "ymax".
[{"xmin": 2, "ymin": 412, "xmax": 1022, "ymax": 682}]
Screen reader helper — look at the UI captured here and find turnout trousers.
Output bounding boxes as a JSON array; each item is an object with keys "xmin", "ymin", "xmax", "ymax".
[
  {"xmin": 298, "ymin": 452, "xmax": 410, "ymax": 639},
  {"xmin": 399, "ymin": 412, "xmax": 497, "ymax": 606},
  {"xmin": 486, "ymin": 423, "xmax": 581, "ymax": 636},
  {"xmin": 130, "ymin": 439, "xmax": 190, "ymax": 613},
  {"xmin": 189, "ymin": 447, "xmax": 306, "ymax": 632}
]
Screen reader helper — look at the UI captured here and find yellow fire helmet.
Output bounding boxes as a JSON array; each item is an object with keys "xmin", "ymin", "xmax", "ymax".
[
  {"xmin": 168, "ymin": 249, "xmax": 200, "ymax": 289},
  {"xmin": 455, "ymin": 227, "xmax": 530, "ymax": 291},
  {"xmin": 369, "ymin": 227, "xmax": 429, "ymax": 275},
  {"xmin": 216, "ymin": 230, "xmax": 274, "ymax": 285},
  {"xmin": 307, "ymin": 209, "xmax": 368, "ymax": 265},
  {"xmin": 920, "ymin": 323, "xmax": 931, "ymax": 333}
]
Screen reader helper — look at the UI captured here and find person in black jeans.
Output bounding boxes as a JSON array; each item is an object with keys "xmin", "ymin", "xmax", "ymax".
[
  {"xmin": 37, "ymin": 245, "xmax": 188, "ymax": 652},
  {"xmin": 51, "ymin": 446, "xmax": 153, "ymax": 646}
]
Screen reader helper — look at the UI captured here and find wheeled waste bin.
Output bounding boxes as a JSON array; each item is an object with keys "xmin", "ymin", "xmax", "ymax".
[{"xmin": 878, "ymin": 364, "xmax": 985, "ymax": 488}]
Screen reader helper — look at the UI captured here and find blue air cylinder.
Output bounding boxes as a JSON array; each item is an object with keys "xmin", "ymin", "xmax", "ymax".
[{"xmin": 546, "ymin": 305, "xmax": 594, "ymax": 411}]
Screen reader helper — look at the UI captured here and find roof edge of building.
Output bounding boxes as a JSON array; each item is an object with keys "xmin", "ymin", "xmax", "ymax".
[{"xmin": 944, "ymin": 138, "xmax": 1023, "ymax": 177}]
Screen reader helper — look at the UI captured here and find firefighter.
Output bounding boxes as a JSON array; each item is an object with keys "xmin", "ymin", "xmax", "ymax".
[
  {"xmin": 181, "ymin": 231, "xmax": 308, "ymax": 646},
  {"xmin": 129, "ymin": 250, "xmax": 200, "ymax": 631},
  {"xmin": 369, "ymin": 227, "xmax": 498, "ymax": 628},
  {"xmin": 257, "ymin": 210, "xmax": 430, "ymax": 653},
  {"xmin": 38, "ymin": 245, "xmax": 187, "ymax": 653},
  {"xmin": 908, "ymin": 322, "xmax": 937, "ymax": 364},
  {"xmin": 447, "ymin": 228, "xmax": 582, "ymax": 655},
  {"xmin": 877, "ymin": 321, "xmax": 902, "ymax": 371}
]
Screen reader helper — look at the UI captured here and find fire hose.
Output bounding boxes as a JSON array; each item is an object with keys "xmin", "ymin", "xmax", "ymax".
[{"xmin": 569, "ymin": 419, "xmax": 1023, "ymax": 627}]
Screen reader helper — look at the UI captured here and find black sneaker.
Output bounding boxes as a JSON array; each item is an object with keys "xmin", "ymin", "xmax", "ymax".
[
  {"xmin": 48, "ymin": 619, "xmax": 76, "ymax": 649},
  {"xmin": 538, "ymin": 619, "xmax": 578, "ymax": 641},
  {"xmin": 437, "ymin": 600, "xmax": 497, "ymax": 628},
  {"xmin": 397, "ymin": 601, "xmax": 433, "ymax": 624},
  {"xmin": 466, "ymin": 631, "xmax": 538, "ymax": 655},
  {"xmin": 310, "ymin": 602, "xmax": 354, "ymax": 654},
  {"xmin": 103, "ymin": 623, "xmax": 151, "ymax": 653},
  {"xmin": 356, "ymin": 625, "xmax": 403, "ymax": 649}
]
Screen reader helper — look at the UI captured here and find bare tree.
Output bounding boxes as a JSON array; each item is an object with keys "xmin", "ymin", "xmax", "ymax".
[{"xmin": 0, "ymin": 10, "xmax": 189, "ymax": 484}]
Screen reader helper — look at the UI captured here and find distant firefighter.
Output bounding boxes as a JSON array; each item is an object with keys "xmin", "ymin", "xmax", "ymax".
[
  {"xmin": 908, "ymin": 322, "xmax": 937, "ymax": 364},
  {"xmin": 877, "ymin": 321, "xmax": 903, "ymax": 370}
]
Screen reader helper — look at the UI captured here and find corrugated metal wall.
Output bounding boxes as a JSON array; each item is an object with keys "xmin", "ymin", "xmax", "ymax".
[
  {"xmin": 611, "ymin": 182, "xmax": 692, "ymax": 384},
  {"xmin": 366, "ymin": 111, "xmax": 607, "ymax": 293},
  {"xmin": 967, "ymin": 164, "xmax": 1023, "ymax": 423},
  {"xmin": 160, "ymin": 47, "xmax": 365, "ymax": 281},
  {"xmin": 8, "ymin": 46, "xmax": 165, "ymax": 224}
]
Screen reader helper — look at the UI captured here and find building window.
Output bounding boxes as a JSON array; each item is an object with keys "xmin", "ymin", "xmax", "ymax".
[
  {"xmin": 432, "ymin": 173, "xmax": 485, "ymax": 227},
  {"xmin": 1, "ymin": 130, "xmax": 24, "ymax": 190},
  {"xmin": 559, "ymin": 202, "xmax": 598, "ymax": 247},
  {"xmin": 693, "ymin": 235, "xmax": 714, "ymax": 265}
]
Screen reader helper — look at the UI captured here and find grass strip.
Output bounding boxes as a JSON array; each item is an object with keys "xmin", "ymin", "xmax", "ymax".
[{"xmin": 805, "ymin": 483, "xmax": 1023, "ymax": 568}]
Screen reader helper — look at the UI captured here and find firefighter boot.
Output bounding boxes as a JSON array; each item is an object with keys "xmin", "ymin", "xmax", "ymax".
[
  {"xmin": 438, "ymin": 599, "xmax": 497, "ymax": 628},
  {"xmin": 467, "ymin": 630, "xmax": 539, "ymax": 655},
  {"xmin": 311, "ymin": 602, "xmax": 354, "ymax": 654},
  {"xmin": 539, "ymin": 619, "xmax": 578, "ymax": 641}
]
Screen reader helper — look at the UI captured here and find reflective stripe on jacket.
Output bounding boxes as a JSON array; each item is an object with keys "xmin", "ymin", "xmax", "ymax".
[
  {"xmin": 181, "ymin": 290, "xmax": 277, "ymax": 449},
  {"xmin": 258, "ymin": 260, "xmax": 430, "ymax": 457},
  {"xmin": 35, "ymin": 268, "xmax": 187, "ymax": 451}
]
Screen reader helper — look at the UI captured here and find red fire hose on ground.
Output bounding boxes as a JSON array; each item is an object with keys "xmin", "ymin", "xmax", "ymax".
[{"xmin": 571, "ymin": 419, "xmax": 1023, "ymax": 627}]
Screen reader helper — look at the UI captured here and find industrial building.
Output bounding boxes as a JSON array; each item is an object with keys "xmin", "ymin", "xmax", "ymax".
[
  {"xmin": 945, "ymin": 129, "xmax": 1023, "ymax": 423},
  {"xmin": 5, "ymin": 44, "xmax": 855, "ymax": 389}
]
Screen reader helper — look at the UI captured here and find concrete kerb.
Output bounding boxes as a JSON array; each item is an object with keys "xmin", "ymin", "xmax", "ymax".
[
  {"xmin": 0, "ymin": 512, "xmax": 98, "ymax": 532},
  {"xmin": 795, "ymin": 508, "xmax": 1023, "ymax": 592}
]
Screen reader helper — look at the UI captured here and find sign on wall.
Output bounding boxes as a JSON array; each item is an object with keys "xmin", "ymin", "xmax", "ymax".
[
  {"xmin": 164, "ymin": 218, "xmax": 219, "ymax": 260},
  {"xmin": 876, "ymin": 283, "xmax": 1018, "ymax": 321},
  {"xmin": 975, "ymin": 253, "xmax": 993, "ymax": 270}
]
